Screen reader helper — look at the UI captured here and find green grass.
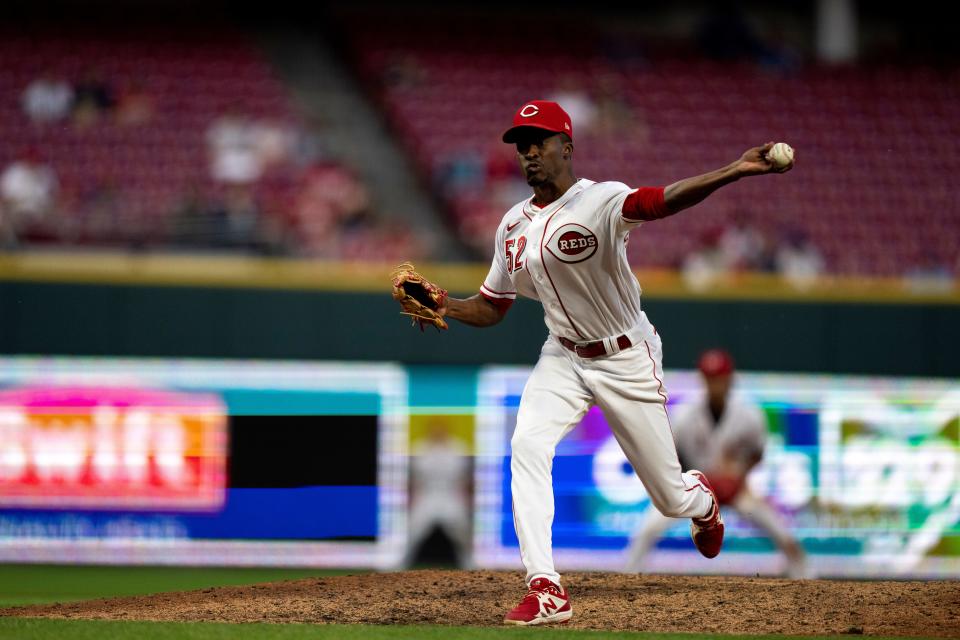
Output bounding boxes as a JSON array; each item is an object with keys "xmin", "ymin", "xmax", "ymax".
[
  {"xmin": 0, "ymin": 619, "xmax": 939, "ymax": 640},
  {"xmin": 0, "ymin": 564, "xmax": 358, "ymax": 607}
]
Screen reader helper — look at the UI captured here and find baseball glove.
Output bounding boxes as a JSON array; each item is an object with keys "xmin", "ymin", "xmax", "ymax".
[
  {"xmin": 707, "ymin": 474, "xmax": 744, "ymax": 506},
  {"xmin": 391, "ymin": 262, "xmax": 448, "ymax": 331}
]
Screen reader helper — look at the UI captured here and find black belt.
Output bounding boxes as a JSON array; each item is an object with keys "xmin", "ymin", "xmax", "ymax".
[{"xmin": 558, "ymin": 334, "xmax": 632, "ymax": 358}]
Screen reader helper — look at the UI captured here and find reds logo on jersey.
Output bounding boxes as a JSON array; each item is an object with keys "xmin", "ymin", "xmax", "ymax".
[{"xmin": 545, "ymin": 223, "xmax": 598, "ymax": 264}]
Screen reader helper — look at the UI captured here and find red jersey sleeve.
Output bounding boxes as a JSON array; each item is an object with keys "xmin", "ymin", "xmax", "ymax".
[
  {"xmin": 621, "ymin": 186, "xmax": 671, "ymax": 222},
  {"xmin": 479, "ymin": 292, "xmax": 514, "ymax": 315}
]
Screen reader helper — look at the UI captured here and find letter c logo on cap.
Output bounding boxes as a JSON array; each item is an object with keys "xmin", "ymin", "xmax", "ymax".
[{"xmin": 519, "ymin": 104, "xmax": 539, "ymax": 118}]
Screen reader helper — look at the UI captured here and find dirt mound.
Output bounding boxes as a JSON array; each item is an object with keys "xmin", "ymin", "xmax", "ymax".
[{"xmin": 3, "ymin": 570, "xmax": 958, "ymax": 636}]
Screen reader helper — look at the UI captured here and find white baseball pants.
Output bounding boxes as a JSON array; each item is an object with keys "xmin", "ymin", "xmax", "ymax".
[
  {"xmin": 511, "ymin": 333, "xmax": 714, "ymax": 586},
  {"xmin": 402, "ymin": 497, "xmax": 472, "ymax": 569}
]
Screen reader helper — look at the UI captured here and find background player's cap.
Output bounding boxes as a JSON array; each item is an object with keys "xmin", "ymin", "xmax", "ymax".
[
  {"xmin": 698, "ymin": 349, "xmax": 735, "ymax": 377},
  {"xmin": 502, "ymin": 100, "xmax": 573, "ymax": 143}
]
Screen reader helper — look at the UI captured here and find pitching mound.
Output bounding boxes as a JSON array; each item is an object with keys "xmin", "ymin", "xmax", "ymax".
[{"xmin": 3, "ymin": 570, "xmax": 958, "ymax": 636}]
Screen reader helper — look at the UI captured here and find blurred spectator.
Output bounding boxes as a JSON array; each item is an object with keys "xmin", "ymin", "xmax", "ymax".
[
  {"xmin": 548, "ymin": 78, "xmax": 596, "ymax": 133},
  {"xmin": 288, "ymin": 159, "xmax": 426, "ymax": 261},
  {"xmin": 594, "ymin": 82, "xmax": 644, "ymax": 141},
  {"xmin": 253, "ymin": 120, "xmax": 297, "ymax": 168},
  {"xmin": 0, "ymin": 209, "xmax": 16, "ymax": 249},
  {"xmin": 720, "ymin": 214, "xmax": 770, "ymax": 271},
  {"xmin": 205, "ymin": 186, "xmax": 292, "ymax": 255},
  {"xmin": 168, "ymin": 185, "xmax": 288, "ymax": 255},
  {"xmin": 486, "ymin": 141, "xmax": 518, "ymax": 183},
  {"xmin": 289, "ymin": 114, "xmax": 330, "ymax": 168},
  {"xmin": 681, "ymin": 217, "xmax": 777, "ymax": 290},
  {"xmin": 21, "ymin": 72, "xmax": 74, "ymax": 124},
  {"xmin": 72, "ymin": 68, "xmax": 115, "ymax": 128},
  {"xmin": 682, "ymin": 227, "xmax": 729, "ymax": 291},
  {"xmin": 903, "ymin": 254, "xmax": 954, "ymax": 294},
  {"xmin": 436, "ymin": 149, "xmax": 485, "ymax": 198},
  {"xmin": 2, "ymin": 31, "xmax": 362, "ymax": 256},
  {"xmin": 402, "ymin": 419, "xmax": 472, "ymax": 569},
  {"xmin": 115, "ymin": 80, "xmax": 156, "ymax": 127},
  {"xmin": 775, "ymin": 228, "xmax": 825, "ymax": 290},
  {"xmin": 210, "ymin": 186, "xmax": 263, "ymax": 250},
  {"xmin": 382, "ymin": 53, "xmax": 428, "ymax": 90},
  {"xmin": 456, "ymin": 198, "xmax": 503, "ymax": 256},
  {"xmin": 293, "ymin": 161, "xmax": 372, "ymax": 256},
  {"xmin": 338, "ymin": 221, "xmax": 424, "ymax": 263},
  {"xmin": 170, "ymin": 185, "xmax": 214, "ymax": 246},
  {"xmin": 206, "ymin": 109, "xmax": 296, "ymax": 185},
  {"xmin": 73, "ymin": 178, "xmax": 124, "ymax": 244},
  {"xmin": 0, "ymin": 148, "xmax": 59, "ymax": 233},
  {"xmin": 206, "ymin": 109, "xmax": 263, "ymax": 185}
]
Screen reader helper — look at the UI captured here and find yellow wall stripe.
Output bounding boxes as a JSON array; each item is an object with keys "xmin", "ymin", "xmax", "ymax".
[{"xmin": 0, "ymin": 251, "xmax": 956, "ymax": 305}]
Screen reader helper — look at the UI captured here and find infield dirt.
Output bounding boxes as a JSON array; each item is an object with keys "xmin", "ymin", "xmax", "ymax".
[{"xmin": 3, "ymin": 570, "xmax": 958, "ymax": 637}]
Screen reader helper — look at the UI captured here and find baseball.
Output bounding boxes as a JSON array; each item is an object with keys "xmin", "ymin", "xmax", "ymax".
[{"xmin": 767, "ymin": 142, "xmax": 794, "ymax": 169}]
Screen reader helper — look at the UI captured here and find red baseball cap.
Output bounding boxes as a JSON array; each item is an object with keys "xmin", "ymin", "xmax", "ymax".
[
  {"xmin": 502, "ymin": 100, "xmax": 573, "ymax": 143},
  {"xmin": 698, "ymin": 349, "xmax": 735, "ymax": 377}
]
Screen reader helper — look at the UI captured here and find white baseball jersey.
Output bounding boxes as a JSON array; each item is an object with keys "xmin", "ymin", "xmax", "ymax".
[
  {"xmin": 480, "ymin": 179, "xmax": 654, "ymax": 342},
  {"xmin": 482, "ymin": 178, "xmax": 716, "ymax": 586},
  {"xmin": 671, "ymin": 394, "xmax": 768, "ymax": 473}
]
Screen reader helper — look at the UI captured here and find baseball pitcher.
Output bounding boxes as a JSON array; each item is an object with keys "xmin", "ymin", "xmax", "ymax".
[{"xmin": 392, "ymin": 100, "xmax": 794, "ymax": 625}]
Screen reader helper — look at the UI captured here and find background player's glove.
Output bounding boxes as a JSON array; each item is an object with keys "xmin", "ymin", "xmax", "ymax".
[
  {"xmin": 391, "ymin": 262, "xmax": 448, "ymax": 331},
  {"xmin": 707, "ymin": 474, "xmax": 744, "ymax": 506}
]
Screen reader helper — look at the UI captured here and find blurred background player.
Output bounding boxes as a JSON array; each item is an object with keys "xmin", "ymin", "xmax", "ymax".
[
  {"xmin": 402, "ymin": 418, "xmax": 473, "ymax": 569},
  {"xmin": 623, "ymin": 348, "xmax": 809, "ymax": 579}
]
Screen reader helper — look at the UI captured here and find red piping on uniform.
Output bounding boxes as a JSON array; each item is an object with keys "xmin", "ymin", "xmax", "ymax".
[
  {"xmin": 539, "ymin": 202, "xmax": 585, "ymax": 339},
  {"xmin": 684, "ymin": 482, "xmax": 712, "ymax": 496},
  {"xmin": 481, "ymin": 284, "xmax": 517, "ymax": 296},
  {"xmin": 511, "ymin": 496, "xmax": 528, "ymax": 580},
  {"xmin": 644, "ymin": 340, "xmax": 668, "ymax": 405},
  {"xmin": 521, "ymin": 200, "xmax": 535, "ymax": 220},
  {"xmin": 645, "ymin": 339, "xmax": 691, "ymax": 490},
  {"xmin": 683, "ymin": 477, "xmax": 712, "ymax": 496}
]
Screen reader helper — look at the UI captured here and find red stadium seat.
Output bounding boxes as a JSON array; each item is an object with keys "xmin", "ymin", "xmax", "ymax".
[{"xmin": 346, "ymin": 26, "xmax": 958, "ymax": 275}]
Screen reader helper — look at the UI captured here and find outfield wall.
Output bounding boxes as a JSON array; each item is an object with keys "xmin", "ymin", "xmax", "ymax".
[
  {"xmin": 1, "ymin": 258, "xmax": 957, "ymax": 576},
  {"xmin": 1, "ymin": 281, "xmax": 958, "ymax": 377},
  {"xmin": 0, "ymin": 355, "xmax": 957, "ymax": 579},
  {"xmin": 1, "ymin": 252, "xmax": 958, "ymax": 376}
]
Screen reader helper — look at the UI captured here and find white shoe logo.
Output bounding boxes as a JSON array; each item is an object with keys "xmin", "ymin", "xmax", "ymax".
[{"xmin": 538, "ymin": 593, "xmax": 562, "ymax": 616}]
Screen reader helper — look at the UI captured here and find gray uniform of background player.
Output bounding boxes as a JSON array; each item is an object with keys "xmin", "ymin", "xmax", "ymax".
[
  {"xmin": 403, "ymin": 423, "xmax": 472, "ymax": 568},
  {"xmin": 624, "ymin": 387, "xmax": 810, "ymax": 578}
]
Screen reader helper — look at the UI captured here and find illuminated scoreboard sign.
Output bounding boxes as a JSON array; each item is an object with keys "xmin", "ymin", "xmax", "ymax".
[
  {"xmin": 0, "ymin": 357, "xmax": 407, "ymax": 569},
  {"xmin": 475, "ymin": 368, "xmax": 960, "ymax": 579},
  {"xmin": 0, "ymin": 386, "xmax": 227, "ymax": 510}
]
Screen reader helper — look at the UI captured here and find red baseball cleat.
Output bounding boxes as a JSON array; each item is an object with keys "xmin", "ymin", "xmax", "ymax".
[
  {"xmin": 688, "ymin": 470, "xmax": 725, "ymax": 559},
  {"xmin": 503, "ymin": 577, "xmax": 572, "ymax": 626}
]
